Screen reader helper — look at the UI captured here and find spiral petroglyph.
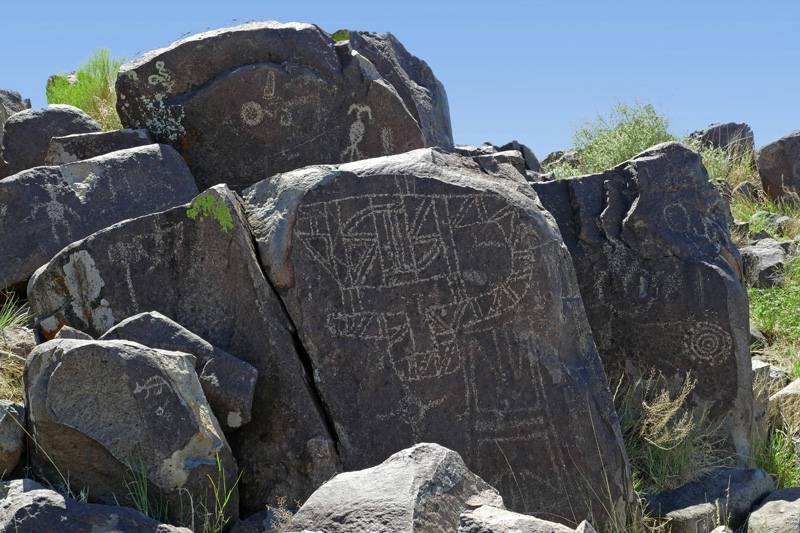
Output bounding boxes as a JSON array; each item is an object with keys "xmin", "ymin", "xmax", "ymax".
[{"xmin": 684, "ymin": 322, "xmax": 732, "ymax": 363}]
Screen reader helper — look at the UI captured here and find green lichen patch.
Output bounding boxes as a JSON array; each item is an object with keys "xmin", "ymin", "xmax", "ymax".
[{"xmin": 186, "ymin": 192, "xmax": 233, "ymax": 232}]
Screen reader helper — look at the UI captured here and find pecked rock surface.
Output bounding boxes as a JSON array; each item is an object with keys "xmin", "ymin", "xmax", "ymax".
[
  {"xmin": 1, "ymin": 104, "xmax": 102, "ymax": 177},
  {"xmin": 243, "ymin": 148, "xmax": 636, "ymax": 528},
  {"xmin": 26, "ymin": 185, "xmax": 337, "ymax": 513},
  {"xmin": 99, "ymin": 311, "xmax": 259, "ymax": 433},
  {"xmin": 0, "ymin": 143, "xmax": 198, "ymax": 294},
  {"xmin": 24, "ymin": 338, "xmax": 239, "ymax": 525},
  {"xmin": 116, "ymin": 22, "xmax": 451, "ymax": 193},
  {"xmin": 532, "ymin": 142, "xmax": 752, "ymax": 462},
  {"xmin": 285, "ymin": 443, "xmax": 503, "ymax": 533},
  {"xmin": 0, "ymin": 478, "xmax": 192, "ymax": 532}
]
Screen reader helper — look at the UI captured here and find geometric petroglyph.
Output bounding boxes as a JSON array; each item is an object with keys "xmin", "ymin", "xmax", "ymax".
[
  {"xmin": 683, "ymin": 321, "xmax": 733, "ymax": 364},
  {"xmin": 295, "ymin": 184, "xmax": 542, "ymax": 393}
]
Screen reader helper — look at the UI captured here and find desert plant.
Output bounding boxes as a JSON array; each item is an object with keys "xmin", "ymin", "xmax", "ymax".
[
  {"xmin": 615, "ymin": 371, "xmax": 733, "ymax": 496},
  {"xmin": 551, "ymin": 99, "xmax": 677, "ymax": 179},
  {"xmin": 46, "ymin": 47, "xmax": 125, "ymax": 131},
  {"xmin": 266, "ymin": 496, "xmax": 299, "ymax": 533},
  {"xmin": 0, "ymin": 292, "xmax": 30, "ymax": 402},
  {"xmin": 754, "ymin": 426, "xmax": 800, "ymax": 489}
]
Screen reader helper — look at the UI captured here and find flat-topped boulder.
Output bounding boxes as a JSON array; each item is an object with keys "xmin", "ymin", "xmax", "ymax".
[
  {"xmin": 532, "ymin": 142, "xmax": 752, "ymax": 463},
  {"xmin": 0, "ymin": 143, "xmax": 198, "ymax": 294},
  {"xmin": 116, "ymin": 22, "xmax": 452, "ymax": 192},
  {"xmin": 243, "ymin": 147, "xmax": 635, "ymax": 528},
  {"xmin": 1, "ymin": 104, "xmax": 101, "ymax": 177},
  {"xmin": 45, "ymin": 128, "xmax": 153, "ymax": 165},
  {"xmin": 26, "ymin": 185, "xmax": 338, "ymax": 513}
]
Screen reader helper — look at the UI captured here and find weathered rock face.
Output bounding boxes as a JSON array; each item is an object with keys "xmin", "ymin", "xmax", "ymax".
[
  {"xmin": 0, "ymin": 89, "xmax": 29, "ymax": 150},
  {"xmin": 748, "ymin": 487, "xmax": 800, "ymax": 532},
  {"xmin": 459, "ymin": 506, "xmax": 582, "ymax": 533},
  {"xmin": 690, "ymin": 122, "xmax": 755, "ymax": 156},
  {"xmin": 348, "ymin": 31, "xmax": 453, "ymax": 151},
  {"xmin": 243, "ymin": 148, "xmax": 635, "ymax": 527},
  {"xmin": 0, "ymin": 479, "xmax": 192, "ymax": 532},
  {"xmin": 24, "ymin": 338, "xmax": 239, "ymax": 525},
  {"xmin": 1, "ymin": 105, "xmax": 102, "ymax": 176},
  {"xmin": 285, "ymin": 443, "xmax": 503, "ymax": 533},
  {"xmin": 45, "ymin": 128, "xmax": 153, "ymax": 165},
  {"xmin": 0, "ymin": 401, "xmax": 24, "ymax": 477},
  {"xmin": 645, "ymin": 469, "xmax": 773, "ymax": 533},
  {"xmin": 0, "ymin": 144, "xmax": 199, "ymax": 294},
  {"xmin": 756, "ymin": 130, "xmax": 800, "ymax": 199},
  {"xmin": 740, "ymin": 238, "xmax": 795, "ymax": 288},
  {"xmin": 26, "ymin": 185, "xmax": 337, "ymax": 512},
  {"xmin": 99, "ymin": 311, "xmax": 258, "ymax": 433},
  {"xmin": 115, "ymin": 22, "xmax": 452, "ymax": 193},
  {"xmin": 532, "ymin": 142, "xmax": 752, "ymax": 463}
]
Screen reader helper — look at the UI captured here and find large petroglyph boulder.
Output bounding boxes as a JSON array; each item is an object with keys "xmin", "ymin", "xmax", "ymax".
[
  {"xmin": 531, "ymin": 142, "xmax": 752, "ymax": 462},
  {"xmin": 755, "ymin": 130, "xmax": 800, "ymax": 199},
  {"xmin": 0, "ymin": 479, "xmax": 192, "ymax": 532},
  {"xmin": 242, "ymin": 148, "xmax": 636, "ymax": 527},
  {"xmin": 99, "ymin": 311, "xmax": 258, "ymax": 433},
  {"xmin": 1, "ymin": 105, "xmax": 102, "ymax": 177},
  {"xmin": 285, "ymin": 443, "xmax": 503, "ymax": 533},
  {"xmin": 26, "ymin": 185, "xmax": 337, "ymax": 513},
  {"xmin": 115, "ymin": 22, "xmax": 450, "ymax": 192},
  {"xmin": 0, "ymin": 144, "xmax": 198, "ymax": 294},
  {"xmin": 24, "ymin": 338, "xmax": 239, "ymax": 525}
]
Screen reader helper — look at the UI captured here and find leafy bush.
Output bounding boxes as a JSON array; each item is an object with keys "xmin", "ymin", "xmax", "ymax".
[
  {"xmin": 551, "ymin": 99, "xmax": 677, "ymax": 179},
  {"xmin": 46, "ymin": 48, "xmax": 125, "ymax": 131}
]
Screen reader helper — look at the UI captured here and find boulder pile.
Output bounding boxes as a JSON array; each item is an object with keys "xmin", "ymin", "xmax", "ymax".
[{"xmin": 1, "ymin": 19, "xmax": 798, "ymax": 533}]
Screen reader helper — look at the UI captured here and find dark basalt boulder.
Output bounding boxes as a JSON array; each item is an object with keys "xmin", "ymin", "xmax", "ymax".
[
  {"xmin": 243, "ymin": 147, "xmax": 636, "ymax": 528},
  {"xmin": 532, "ymin": 142, "xmax": 752, "ymax": 464},
  {"xmin": 755, "ymin": 130, "xmax": 800, "ymax": 200},
  {"xmin": 0, "ymin": 479, "xmax": 192, "ymax": 532},
  {"xmin": 0, "ymin": 144, "xmax": 198, "ymax": 294},
  {"xmin": 26, "ymin": 185, "xmax": 338, "ymax": 513},
  {"xmin": 1, "ymin": 105, "xmax": 102, "ymax": 177},
  {"xmin": 116, "ymin": 22, "xmax": 452, "ymax": 192},
  {"xmin": 25, "ymin": 338, "xmax": 239, "ymax": 526}
]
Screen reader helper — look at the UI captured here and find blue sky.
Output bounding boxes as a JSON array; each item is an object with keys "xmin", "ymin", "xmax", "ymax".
[{"xmin": 2, "ymin": 0, "xmax": 798, "ymax": 158}]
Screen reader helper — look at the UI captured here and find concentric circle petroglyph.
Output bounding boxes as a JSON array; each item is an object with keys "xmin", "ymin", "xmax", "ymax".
[{"xmin": 684, "ymin": 322, "xmax": 732, "ymax": 363}]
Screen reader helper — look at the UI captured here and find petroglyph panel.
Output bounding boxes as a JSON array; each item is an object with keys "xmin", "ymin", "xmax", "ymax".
[{"xmin": 266, "ymin": 165, "xmax": 634, "ymax": 523}]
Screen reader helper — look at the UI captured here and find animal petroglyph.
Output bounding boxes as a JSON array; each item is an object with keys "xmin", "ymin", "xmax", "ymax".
[
  {"xmin": 341, "ymin": 104, "xmax": 372, "ymax": 161},
  {"xmin": 133, "ymin": 375, "xmax": 171, "ymax": 400}
]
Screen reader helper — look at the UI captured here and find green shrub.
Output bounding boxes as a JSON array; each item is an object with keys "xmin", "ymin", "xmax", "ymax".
[
  {"xmin": 552, "ymin": 99, "xmax": 677, "ymax": 179},
  {"xmin": 46, "ymin": 48, "xmax": 125, "ymax": 131}
]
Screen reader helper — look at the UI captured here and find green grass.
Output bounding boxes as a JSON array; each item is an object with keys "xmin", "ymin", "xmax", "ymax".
[
  {"xmin": 46, "ymin": 48, "xmax": 125, "ymax": 131},
  {"xmin": 0, "ymin": 292, "xmax": 30, "ymax": 403},
  {"xmin": 125, "ymin": 452, "xmax": 240, "ymax": 532}
]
